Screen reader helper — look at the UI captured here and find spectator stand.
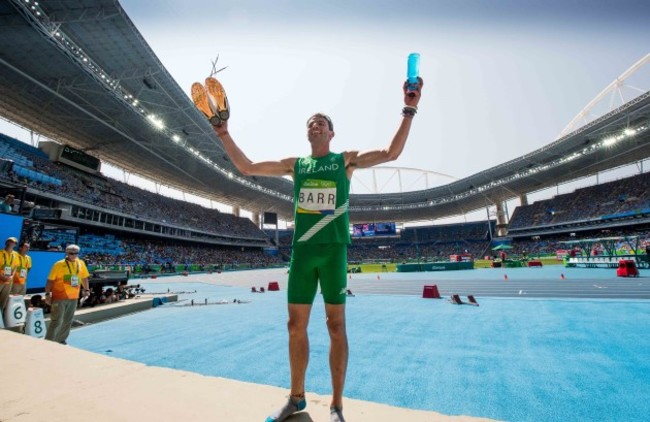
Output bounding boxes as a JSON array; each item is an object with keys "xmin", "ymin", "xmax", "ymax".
[{"xmin": 508, "ymin": 172, "xmax": 650, "ymax": 239}]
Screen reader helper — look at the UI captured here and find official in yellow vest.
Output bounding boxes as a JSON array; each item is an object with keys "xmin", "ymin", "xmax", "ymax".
[
  {"xmin": 11, "ymin": 241, "xmax": 32, "ymax": 295},
  {"xmin": 44, "ymin": 244, "xmax": 90, "ymax": 344},
  {"xmin": 0, "ymin": 236, "xmax": 18, "ymax": 315}
]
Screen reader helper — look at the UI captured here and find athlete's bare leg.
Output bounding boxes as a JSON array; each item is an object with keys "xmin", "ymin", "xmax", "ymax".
[
  {"xmin": 266, "ymin": 303, "xmax": 312, "ymax": 422},
  {"xmin": 325, "ymin": 303, "xmax": 348, "ymax": 410},
  {"xmin": 288, "ymin": 303, "xmax": 312, "ymax": 395}
]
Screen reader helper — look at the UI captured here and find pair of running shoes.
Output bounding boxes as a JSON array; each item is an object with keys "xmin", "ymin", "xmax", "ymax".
[{"xmin": 191, "ymin": 77, "xmax": 229, "ymax": 126}]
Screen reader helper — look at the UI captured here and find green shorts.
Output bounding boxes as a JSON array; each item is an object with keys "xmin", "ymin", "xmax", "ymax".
[{"xmin": 288, "ymin": 243, "xmax": 348, "ymax": 305}]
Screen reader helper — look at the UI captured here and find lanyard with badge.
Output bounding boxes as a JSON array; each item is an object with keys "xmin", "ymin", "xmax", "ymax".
[
  {"xmin": 2, "ymin": 251, "xmax": 13, "ymax": 278},
  {"xmin": 18, "ymin": 255, "xmax": 28, "ymax": 279},
  {"xmin": 65, "ymin": 260, "xmax": 80, "ymax": 287}
]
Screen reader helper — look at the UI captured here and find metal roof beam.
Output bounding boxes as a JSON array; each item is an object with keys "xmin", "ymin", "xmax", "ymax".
[{"xmin": 48, "ymin": 7, "xmax": 120, "ymax": 24}]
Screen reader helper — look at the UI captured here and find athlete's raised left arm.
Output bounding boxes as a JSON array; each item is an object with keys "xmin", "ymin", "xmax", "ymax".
[{"xmin": 345, "ymin": 77, "xmax": 423, "ymax": 175}]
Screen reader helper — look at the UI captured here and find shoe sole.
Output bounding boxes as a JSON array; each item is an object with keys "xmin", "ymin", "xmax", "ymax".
[
  {"xmin": 191, "ymin": 82, "xmax": 213, "ymax": 119},
  {"xmin": 205, "ymin": 77, "xmax": 230, "ymax": 122},
  {"xmin": 192, "ymin": 82, "xmax": 224, "ymax": 126}
]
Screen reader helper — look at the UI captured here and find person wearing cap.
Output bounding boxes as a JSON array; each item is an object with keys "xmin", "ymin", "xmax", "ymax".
[
  {"xmin": 12, "ymin": 241, "xmax": 32, "ymax": 296},
  {"xmin": 0, "ymin": 236, "xmax": 19, "ymax": 315},
  {"xmin": 0, "ymin": 194, "xmax": 15, "ymax": 213},
  {"xmin": 44, "ymin": 244, "xmax": 90, "ymax": 344}
]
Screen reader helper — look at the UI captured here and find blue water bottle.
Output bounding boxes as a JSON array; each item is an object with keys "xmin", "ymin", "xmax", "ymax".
[{"xmin": 407, "ymin": 52, "xmax": 420, "ymax": 97}]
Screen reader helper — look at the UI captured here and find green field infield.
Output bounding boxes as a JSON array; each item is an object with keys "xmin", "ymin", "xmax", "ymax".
[{"xmin": 349, "ymin": 256, "xmax": 563, "ymax": 272}]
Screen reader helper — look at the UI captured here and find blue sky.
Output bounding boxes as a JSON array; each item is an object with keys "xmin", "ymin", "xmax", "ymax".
[
  {"xmin": 117, "ymin": 0, "xmax": 649, "ymax": 181},
  {"xmin": 2, "ymin": 0, "xmax": 649, "ymax": 223}
]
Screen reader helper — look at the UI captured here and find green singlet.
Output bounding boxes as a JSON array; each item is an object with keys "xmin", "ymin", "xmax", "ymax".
[{"xmin": 288, "ymin": 152, "xmax": 350, "ymax": 305}]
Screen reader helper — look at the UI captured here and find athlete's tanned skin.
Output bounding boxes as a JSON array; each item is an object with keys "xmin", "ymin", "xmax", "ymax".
[{"xmin": 212, "ymin": 77, "xmax": 423, "ymax": 422}]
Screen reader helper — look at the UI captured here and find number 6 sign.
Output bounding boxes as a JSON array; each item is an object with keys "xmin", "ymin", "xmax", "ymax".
[{"xmin": 3, "ymin": 295, "xmax": 27, "ymax": 327}]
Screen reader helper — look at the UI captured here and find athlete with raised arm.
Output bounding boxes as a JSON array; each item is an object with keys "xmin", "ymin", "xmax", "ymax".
[{"xmin": 193, "ymin": 76, "xmax": 423, "ymax": 422}]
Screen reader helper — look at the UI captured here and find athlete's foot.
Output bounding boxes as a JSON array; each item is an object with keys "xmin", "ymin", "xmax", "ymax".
[
  {"xmin": 265, "ymin": 396, "xmax": 306, "ymax": 422},
  {"xmin": 205, "ymin": 77, "xmax": 230, "ymax": 121},
  {"xmin": 330, "ymin": 406, "xmax": 345, "ymax": 422}
]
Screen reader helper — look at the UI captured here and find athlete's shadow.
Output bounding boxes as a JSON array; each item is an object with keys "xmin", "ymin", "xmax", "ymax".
[{"xmin": 286, "ymin": 412, "xmax": 314, "ymax": 421}]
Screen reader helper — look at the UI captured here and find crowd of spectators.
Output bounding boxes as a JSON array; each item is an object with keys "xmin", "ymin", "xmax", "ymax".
[
  {"xmin": 3, "ymin": 134, "xmax": 650, "ymax": 266},
  {"xmin": 509, "ymin": 173, "xmax": 650, "ymax": 231},
  {"xmin": 0, "ymin": 135, "xmax": 265, "ymax": 240},
  {"xmin": 346, "ymin": 240, "xmax": 489, "ymax": 263},
  {"xmin": 82, "ymin": 238, "xmax": 283, "ymax": 269},
  {"xmin": 269, "ymin": 223, "xmax": 492, "ymax": 264},
  {"xmin": 400, "ymin": 221, "xmax": 493, "ymax": 243},
  {"xmin": 510, "ymin": 228, "xmax": 650, "ymax": 257}
]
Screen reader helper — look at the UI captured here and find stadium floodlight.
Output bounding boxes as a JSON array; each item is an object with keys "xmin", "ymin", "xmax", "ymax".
[
  {"xmin": 624, "ymin": 128, "xmax": 635, "ymax": 136},
  {"xmin": 602, "ymin": 137, "xmax": 617, "ymax": 147},
  {"xmin": 172, "ymin": 134, "xmax": 181, "ymax": 143},
  {"xmin": 147, "ymin": 114, "xmax": 165, "ymax": 130},
  {"xmin": 563, "ymin": 153, "xmax": 580, "ymax": 163}
]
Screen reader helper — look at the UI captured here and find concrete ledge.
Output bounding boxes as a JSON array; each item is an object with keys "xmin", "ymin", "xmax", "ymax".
[
  {"xmin": 0, "ymin": 330, "xmax": 495, "ymax": 422},
  {"xmin": 31, "ymin": 294, "xmax": 179, "ymax": 328},
  {"xmin": 72, "ymin": 294, "xmax": 178, "ymax": 325}
]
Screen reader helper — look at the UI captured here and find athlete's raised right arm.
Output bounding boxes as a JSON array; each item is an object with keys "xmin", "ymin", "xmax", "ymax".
[{"xmin": 213, "ymin": 122, "xmax": 296, "ymax": 178}]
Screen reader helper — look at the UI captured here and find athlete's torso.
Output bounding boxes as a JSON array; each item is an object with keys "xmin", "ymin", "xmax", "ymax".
[{"xmin": 293, "ymin": 152, "xmax": 350, "ymax": 245}]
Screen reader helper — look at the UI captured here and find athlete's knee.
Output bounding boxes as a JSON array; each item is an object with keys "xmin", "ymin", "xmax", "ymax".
[
  {"xmin": 287, "ymin": 315, "xmax": 309, "ymax": 336},
  {"xmin": 326, "ymin": 315, "xmax": 347, "ymax": 339}
]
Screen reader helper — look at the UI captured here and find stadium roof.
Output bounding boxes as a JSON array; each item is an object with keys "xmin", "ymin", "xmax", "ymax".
[{"xmin": 1, "ymin": 0, "xmax": 649, "ymax": 224}]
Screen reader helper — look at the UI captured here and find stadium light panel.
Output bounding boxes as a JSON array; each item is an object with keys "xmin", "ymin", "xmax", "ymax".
[
  {"xmin": 602, "ymin": 137, "xmax": 617, "ymax": 146},
  {"xmin": 147, "ymin": 114, "xmax": 165, "ymax": 130}
]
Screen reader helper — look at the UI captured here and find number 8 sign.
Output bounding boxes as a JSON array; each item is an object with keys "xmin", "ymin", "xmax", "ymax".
[{"xmin": 25, "ymin": 307, "xmax": 47, "ymax": 338}]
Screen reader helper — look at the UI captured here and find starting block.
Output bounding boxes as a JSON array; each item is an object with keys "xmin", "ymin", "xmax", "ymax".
[
  {"xmin": 422, "ymin": 285, "xmax": 441, "ymax": 299},
  {"xmin": 25, "ymin": 307, "xmax": 47, "ymax": 338},
  {"xmin": 3, "ymin": 295, "xmax": 27, "ymax": 328},
  {"xmin": 616, "ymin": 260, "xmax": 639, "ymax": 277},
  {"xmin": 268, "ymin": 281, "xmax": 280, "ymax": 291}
]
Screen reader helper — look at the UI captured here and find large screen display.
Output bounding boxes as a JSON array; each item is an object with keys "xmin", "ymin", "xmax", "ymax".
[
  {"xmin": 59, "ymin": 145, "xmax": 101, "ymax": 172},
  {"xmin": 352, "ymin": 222, "xmax": 396, "ymax": 237}
]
